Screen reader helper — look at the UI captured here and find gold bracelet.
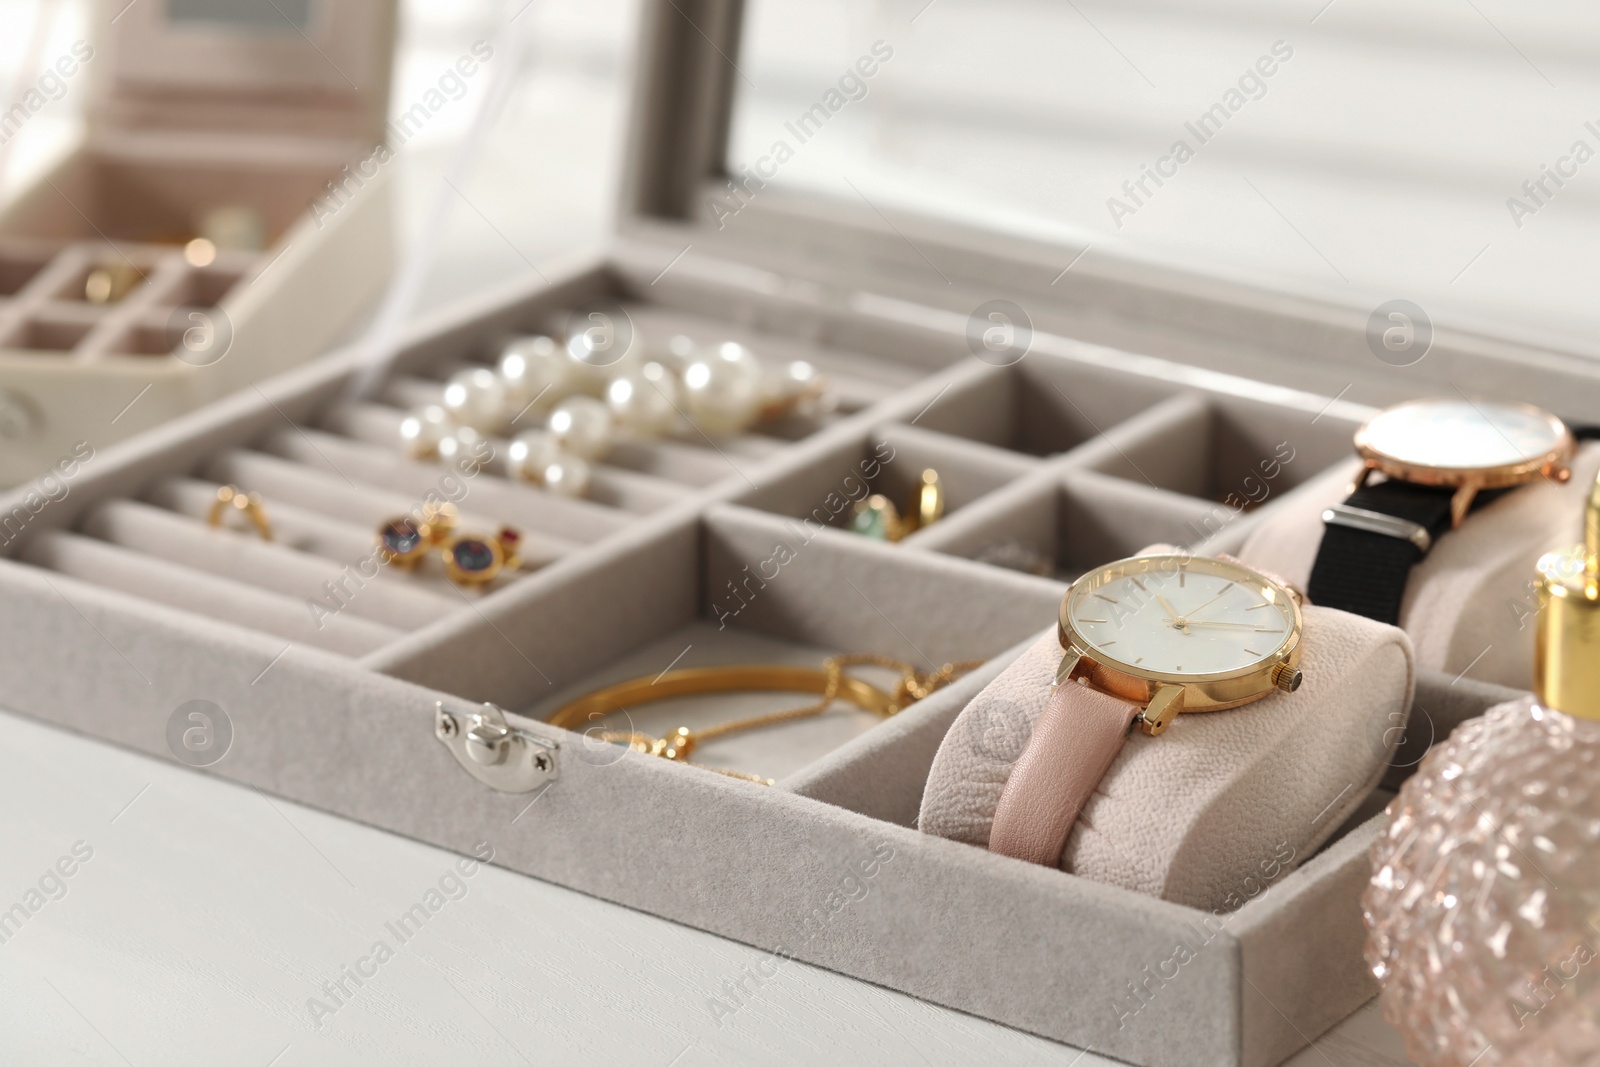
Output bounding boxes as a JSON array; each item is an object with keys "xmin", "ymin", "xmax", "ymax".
[{"xmin": 546, "ymin": 653, "xmax": 983, "ymax": 785}]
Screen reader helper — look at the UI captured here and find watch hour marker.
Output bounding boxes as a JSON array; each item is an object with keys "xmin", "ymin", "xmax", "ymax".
[
  {"xmin": 1247, "ymin": 603, "xmax": 1271, "ymax": 611},
  {"xmin": 1093, "ymin": 593, "xmax": 1119, "ymax": 604},
  {"xmin": 1131, "ymin": 577, "xmax": 1148, "ymax": 592},
  {"xmin": 1253, "ymin": 627, "xmax": 1280, "ymax": 633},
  {"xmin": 1134, "ymin": 657, "xmax": 1144, "ymax": 664},
  {"xmin": 1079, "ymin": 618, "xmax": 1108, "ymax": 625},
  {"xmin": 1243, "ymin": 648, "xmax": 1263, "ymax": 657},
  {"xmin": 1100, "ymin": 640, "xmax": 1117, "ymax": 646}
]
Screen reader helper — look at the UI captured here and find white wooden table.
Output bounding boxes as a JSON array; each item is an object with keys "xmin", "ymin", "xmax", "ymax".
[{"xmin": 0, "ymin": 708, "xmax": 1410, "ymax": 1066}]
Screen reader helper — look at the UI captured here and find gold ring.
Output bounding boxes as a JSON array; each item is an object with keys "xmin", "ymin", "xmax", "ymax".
[
  {"xmin": 208, "ymin": 485, "xmax": 272, "ymax": 541},
  {"xmin": 440, "ymin": 525, "xmax": 523, "ymax": 587},
  {"xmin": 377, "ymin": 503, "xmax": 457, "ymax": 569}
]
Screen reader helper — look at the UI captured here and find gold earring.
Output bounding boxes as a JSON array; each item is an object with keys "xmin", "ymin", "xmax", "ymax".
[
  {"xmin": 377, "ymin": 503, "xmax": 458, "ymax": 568},
  {"xmin": 440, "ymin": 526, "xmax": 524, "ymax": 587},
  {"xmin": 848, "ymin": 469, "xmax": 943, "ymax": 543},
  {"xmin": 850, "ymin": 494, "xmax": 906, "ymax": 542},
  {"xmin": 207, "ymin": 485, "xmax": 272, "ymax": 541},
  {"xmin": 911, "ymin": 468, "xmax": 945, "ymax": 531}
]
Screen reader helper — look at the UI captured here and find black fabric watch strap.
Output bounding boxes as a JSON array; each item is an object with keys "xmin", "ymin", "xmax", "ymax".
[{"xmin": 1306, "ymin": 480, "xmax": 1458, "ymax": 625}]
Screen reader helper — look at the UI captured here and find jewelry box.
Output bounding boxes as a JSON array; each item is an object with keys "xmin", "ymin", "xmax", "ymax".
[
  {"xmin": 0, "ymin": 2, "xmax": 1592, "ymax": 1064},
  {"xmin": 0, "ymin": 0, "xmax": 398, "ymax": 487}
]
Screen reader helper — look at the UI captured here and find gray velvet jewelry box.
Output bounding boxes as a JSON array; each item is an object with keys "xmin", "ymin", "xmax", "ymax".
[{"xmin": 1, "ymin": 1, "xmax": 1595, "ymax": 1063}]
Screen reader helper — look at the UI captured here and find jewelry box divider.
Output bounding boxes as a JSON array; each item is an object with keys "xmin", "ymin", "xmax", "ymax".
[
  {"xmin": 828, "ymin": 362, "xmax": 1368, "ymax": 583},
  {"xmin": 0, "ymin": 223, "xmax": 261, "ymax": 361},
  {"xmin": 730, "ymin": 419, "xmax": 1040, "ymax": 537},
  {"xmin": 0, "ymin": 238, "xmax": 55, "ymax": 299}
]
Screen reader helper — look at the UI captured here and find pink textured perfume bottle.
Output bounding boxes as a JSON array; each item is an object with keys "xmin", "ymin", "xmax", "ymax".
[{"xmin": 1364, "ymin": 476, "xmax": 1600, "ymax": 1066}]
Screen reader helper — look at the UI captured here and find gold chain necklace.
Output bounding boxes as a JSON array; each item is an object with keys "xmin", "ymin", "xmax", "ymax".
[{"xmin": 545, "ymin": 653, "xmax": 984, "ymax": 785}]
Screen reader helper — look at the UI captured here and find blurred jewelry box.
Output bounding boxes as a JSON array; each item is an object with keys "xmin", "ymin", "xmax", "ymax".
[
  {"xmin": 1, "ymin": 2, "xmax": 1597, "ymax": 1065},
  {"xmin": 0, "ymin": 0, "xmax": 398, "ymax": 487}
]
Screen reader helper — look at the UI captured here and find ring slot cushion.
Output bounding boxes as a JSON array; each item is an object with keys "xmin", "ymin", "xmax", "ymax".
[
  {"xmin": 1237, "ymin": 443, "xmax": 1600, "ymax": 689},
  {"xmin": 918, "ymin": 606, "xmax": 1415, "ymax": 912}
]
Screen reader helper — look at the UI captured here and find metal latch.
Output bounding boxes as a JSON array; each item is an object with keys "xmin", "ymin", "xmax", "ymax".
[{"xmin": 435, "ymin": 701, "xmax": 558, "ymax": 793}]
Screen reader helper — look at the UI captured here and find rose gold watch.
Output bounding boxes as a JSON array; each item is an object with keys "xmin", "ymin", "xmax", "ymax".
[
  {"xmin": 989, "ymin": 553, "xmax": 1304, "ymax": 868},
  {"xmin": 1309, "ymin": 398, "xmax": 1574, "ymax": 624}
]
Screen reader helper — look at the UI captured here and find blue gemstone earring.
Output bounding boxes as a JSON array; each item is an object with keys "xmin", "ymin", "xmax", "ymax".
[
  {"xmin": 440, "ymin": 526, "xmax": 523, "ymax": 588},
  {"xmin": 376, "ymin": 503, "xmax": 457, "ymax": 569}
]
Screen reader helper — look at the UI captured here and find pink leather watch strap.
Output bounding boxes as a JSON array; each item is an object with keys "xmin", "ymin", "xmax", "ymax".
[{"xmin": 988, "ymin": 682, "xmax": 1142, "ymax": 867}]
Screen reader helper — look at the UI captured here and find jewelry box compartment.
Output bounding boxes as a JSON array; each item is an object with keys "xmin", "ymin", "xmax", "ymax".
[
  {"xmin": 0, "ymin": 235, "xmax": 258, "ymax": 360},
  {"xmin": 485, "ymin": 502, "xmax": 1067, "ymax": 783},
  {"xmin": 0, "ymin": 0, "xmax": 401, "ymax": 488},
  {"xmin": 0, "ymin": 137, "xmax": 348, "ymax": 364}
]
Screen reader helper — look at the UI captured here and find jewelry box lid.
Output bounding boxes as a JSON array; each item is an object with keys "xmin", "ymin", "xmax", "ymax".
[
  {"xmin": 86, "ymin": 0, "xmax": 398, "ymax": 150},
  {"xmin": 615, "ymin": 0, "xmax": 1600, "ymax": 418}
]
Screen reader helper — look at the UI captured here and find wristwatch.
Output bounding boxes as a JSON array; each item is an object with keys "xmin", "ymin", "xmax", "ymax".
[
  {"xmin": 1308, "ymin": 398, "xmax": 1574, "ymax": 624},
  {"xmin": 989, "ymin": 553, "xmax": 1305, "ymax": 868}
]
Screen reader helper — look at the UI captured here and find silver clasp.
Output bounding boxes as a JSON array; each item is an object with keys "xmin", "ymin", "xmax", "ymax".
[{"xmin": 435, "ymin": 701, "xmax": 558, "ymax": 793}]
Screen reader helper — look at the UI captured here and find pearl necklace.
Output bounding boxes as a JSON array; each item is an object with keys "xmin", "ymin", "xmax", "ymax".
[{"xmin": 399, "ymin": 332, "xmax": 835, "ymax": 497}]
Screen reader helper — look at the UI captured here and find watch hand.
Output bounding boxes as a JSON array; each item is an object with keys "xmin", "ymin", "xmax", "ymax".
[
  {"xmin": 1156, "ymin": 595, "xmax": 1181, "ymax": 621},
  {"xmin": 1180, "ymin": 587, "xmax": 1235, "ymax": 619}
]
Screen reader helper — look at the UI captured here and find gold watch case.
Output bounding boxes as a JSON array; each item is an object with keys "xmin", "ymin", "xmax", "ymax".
[
  {"xmin": 1055, "ymin": 554, "xmax": 1305, "ymax": 737},
  {"xmin": 1352, "ymin": 398, "xmax": 1574, "ymax": 528}
]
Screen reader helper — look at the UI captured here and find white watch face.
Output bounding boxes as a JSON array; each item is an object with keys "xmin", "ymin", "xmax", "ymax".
[
  {"xmin": 1065, "ymin": 556, "xmax": 1296, "ymax": 679},
  {"xmin": 1358, "ymin": 399, "xmax": 1566, "ymax": 471}
]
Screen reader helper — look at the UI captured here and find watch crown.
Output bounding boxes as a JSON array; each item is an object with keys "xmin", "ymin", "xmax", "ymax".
[{"xmin": 1272, "ymin": 663, "xmax": 1303, "ymax": 693}]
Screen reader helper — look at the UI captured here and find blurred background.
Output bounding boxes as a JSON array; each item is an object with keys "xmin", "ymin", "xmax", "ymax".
[
  {"xmin": 0, "ymin": 0, "xmax": 638, "ymax": 318},
  {"xmin": 3, "ymin": 0, "xmax": 1597, "ymax": 357}
]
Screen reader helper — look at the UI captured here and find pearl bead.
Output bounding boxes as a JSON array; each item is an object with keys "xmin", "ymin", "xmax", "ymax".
[
  {"xmin": 497, "ymin": 335, "xmax": 567, "ymax": 414},
  {"xmin": 566, "ymin": 324, "xmax": 636, "ymax": 393},
  {"xmin": 682, "ymin": 342, "xmax": 762, "ymax": 436},
  {"xmin": 508, "ymin": 429, "xmax": 562, "ymax": 479},
  {"xmin": 760, "ymin": 359, "xmax": 834, "ymax": 419},
  {"xmin": 508, "ymin": 430, "xmax": 591, "ymax": 497},
  {"xmin": 540, "ymin": 453, "xmax": 592, "ymax": 497},
  {"xmin": 547, "ymin": 396, "xmax": 615, "ymax": 460},
  {"xmin": 441, "ymin": 367, "xmax": 510, "ymax": 435},
  {"xmin": 607, "ymin": 362, "xmax": 679, "ymax": 436},
  {"xmin": 399, "ymin": 405, "xmax": 451, "ymax": 459},
  {"xmin": 436, "ymin": 425, "xmax": 485, "ymax": 469},
  {"xmin": 652, "ymin": 333, "xmax": 697, "ymax": 374}
]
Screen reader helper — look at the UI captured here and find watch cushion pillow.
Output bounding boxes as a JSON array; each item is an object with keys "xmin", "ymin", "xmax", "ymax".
[
  {"xmin": 918, "ymin": 604, "xmax": 1414, "ymax": 911},
  {"xmin": 1236, "ymin": 443, "xmax": 1600, "ymax": 689}
]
